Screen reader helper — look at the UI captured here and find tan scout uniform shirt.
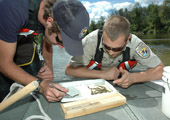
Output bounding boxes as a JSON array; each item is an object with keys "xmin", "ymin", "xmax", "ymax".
[{"xmin": 69, "ymin": 29, "xmax": 161, "ymax": 71}]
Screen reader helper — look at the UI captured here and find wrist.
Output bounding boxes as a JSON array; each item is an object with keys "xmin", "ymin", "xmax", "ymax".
[
  {"xmin": 131, "ymin": 73, "xmax": 137, "ymax": 83},
  {"xmin": 35, "ymin": 78, "xmax": 43, "ymax": 92}
]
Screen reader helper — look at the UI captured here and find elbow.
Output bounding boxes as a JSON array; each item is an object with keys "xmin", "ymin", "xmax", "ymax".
[
  {"xmin": 159, "ymin": 62, "xmax": 164, "ymax": 71},
  {"xmin": 65, "ymin": 68, "xmax": 69, "ymax": 76},
  {"xmin": 65, "ymin": 64, "xmax": 72, "ymax": 76},
  {"xmin": 156, "ymin": 62, "xmax": 164, "ymax": 79}
]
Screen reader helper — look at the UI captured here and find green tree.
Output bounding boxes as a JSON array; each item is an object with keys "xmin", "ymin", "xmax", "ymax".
[
  {"xmin": 159, "ymin": 0, "xmax": 170, "ymax": 33},
  {"xmin": 130, "ymin": 3, "xmax": 144, "ymax": 33},
  {"xmin": 88, "ymin": 20, "xmax": 97, "ymax": 33},
  {"xmin": 96, "ymin": 16, "xmax": 105, "ymax": 29},
  {"xmin": 148, "ymin": 4, "xmax": 162, "ymax": 34}
]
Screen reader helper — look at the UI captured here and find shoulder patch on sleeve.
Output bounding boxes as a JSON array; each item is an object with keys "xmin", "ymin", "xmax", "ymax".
[{"xmin": 135, "ymin": 42, "xmax": 150, "ymax": 58}]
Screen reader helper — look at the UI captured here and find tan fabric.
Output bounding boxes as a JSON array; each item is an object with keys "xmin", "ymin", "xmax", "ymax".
[{"xmin": 69, "ymin": 29, "xmax": 161, "ymax": 71}]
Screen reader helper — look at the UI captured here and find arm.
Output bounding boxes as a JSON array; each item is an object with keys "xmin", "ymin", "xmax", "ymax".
[
  {"xmin": 37, "ymin": 38, "xmax": 53, "ymax": 81},
  {"xmin": 42, "ymin": 38, "xmax": 53, "ymax": 69},
  {"xmin": 65, "ymin": 63, "xmax": 120, "ymax": 80},
  {"xmin": 0, "ymin": 40, "xmax": 37, "ymax": 85},
  {"xmin": 114, "ymin": 62, "xmax": 164, "ymax": 88},
  {"xmin": 0, "ymin": 39, "xmax": 67, "ymax": 102}
]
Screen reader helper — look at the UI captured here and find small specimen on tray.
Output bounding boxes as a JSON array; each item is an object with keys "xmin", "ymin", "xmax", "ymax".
[{"xmin": 88, "ymin": 85, "xmax": 111, "ymax": 95}]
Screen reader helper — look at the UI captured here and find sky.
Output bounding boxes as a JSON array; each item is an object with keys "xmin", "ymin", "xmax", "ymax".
[{"xmin": 80, "ymin": 0, "xmax": 164, "ymax": 22}]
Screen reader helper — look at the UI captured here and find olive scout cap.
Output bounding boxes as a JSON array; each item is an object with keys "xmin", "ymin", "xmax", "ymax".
[{"xmin": 53, "ymin": 0, "xmax": 90, "ymax": 56}]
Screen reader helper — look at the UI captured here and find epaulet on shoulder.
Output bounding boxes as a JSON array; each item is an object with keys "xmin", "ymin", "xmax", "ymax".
[{"xmin": 87, "ymin": 29, "xmax": 99, "ymax": 37}]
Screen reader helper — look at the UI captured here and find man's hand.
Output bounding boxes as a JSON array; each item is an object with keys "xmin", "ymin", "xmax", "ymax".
[
  {"xmin": 39, "ymin": 81, "xmax": 69, "ymax": 102},
  {"xmin": 102, "ymin": 67, "xmax": 120, "ymax": 80},
  {"xmin": 37, "ymin": 65, "xmax": 53, "ymax": 81},
  {"xmin": 113, "ymin": 67, "xmax": 134, "ymax": 88}
]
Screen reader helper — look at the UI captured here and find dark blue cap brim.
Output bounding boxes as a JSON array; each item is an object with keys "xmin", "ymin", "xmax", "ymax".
[{"xmin": 61, "ymin": 30, "xmax": 83, "ymax": 56}]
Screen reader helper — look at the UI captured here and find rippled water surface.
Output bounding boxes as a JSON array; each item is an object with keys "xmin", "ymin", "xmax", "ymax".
[{"xmin": 143, "ymin": 39, "xmax": 170, "ymax": 66}]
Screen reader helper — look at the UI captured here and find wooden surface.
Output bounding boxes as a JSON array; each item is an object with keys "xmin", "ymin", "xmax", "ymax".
[
  {"xmin": 0, "ymin": 46, "xmax": 169, "ymax": 120},
  {"xmin": 61, "ymin": 92, "xmax": 126, "ymax": 119}
]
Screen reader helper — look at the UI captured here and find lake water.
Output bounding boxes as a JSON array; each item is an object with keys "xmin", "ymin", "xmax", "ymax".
[
  {"xmin": 139, "ymin": 33, "xmax": 170, "ymax": 66},
  {"xmin": 143, "ymin": 39, "xmax": 170, "ymax": 66}
]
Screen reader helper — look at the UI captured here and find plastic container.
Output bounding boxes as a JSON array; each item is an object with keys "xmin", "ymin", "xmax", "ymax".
[{"xmin": 162, "ymin": 66, "xmax": 170, "ymax": 119}]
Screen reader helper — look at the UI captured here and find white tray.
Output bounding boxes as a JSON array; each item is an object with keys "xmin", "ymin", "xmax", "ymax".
[{"xmin": 59, "ymin": 79, "xmax": 118, "ymax": 102}]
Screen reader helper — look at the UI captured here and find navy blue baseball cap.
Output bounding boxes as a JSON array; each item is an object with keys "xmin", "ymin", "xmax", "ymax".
[{"xmin": 53, "ymin": 0, "xmax": 89, "ymax": 56}]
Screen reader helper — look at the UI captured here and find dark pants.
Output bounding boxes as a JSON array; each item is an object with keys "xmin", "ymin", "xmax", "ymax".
[{"xmin": 0, "ymin": 52, "xmax": 42, "ymax": 102}]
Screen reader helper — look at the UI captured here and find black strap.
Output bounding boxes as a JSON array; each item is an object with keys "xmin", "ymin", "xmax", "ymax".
[
  {"xmin": 94, "ymin": 29, "xmax": 104, "ymax": 63},
  {"xmin": 117, "ymin": 48, "xmax": 130, "ymax": 78},
  {"xmin": 122, "ymin": 47, "xmax": 137, "ymax": 63},
  {"xmin": 90, "ymin": 27, "xmax": 104, "ymax": 70},
  {"xmin": 122, "ymin": 47, "xmax": 130, "ymax": 62}
]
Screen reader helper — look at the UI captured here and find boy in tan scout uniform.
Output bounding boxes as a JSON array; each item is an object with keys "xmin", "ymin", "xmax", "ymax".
[{"xmin": 65, "ymin": 15, "xmax": 164, "ymax": 88}]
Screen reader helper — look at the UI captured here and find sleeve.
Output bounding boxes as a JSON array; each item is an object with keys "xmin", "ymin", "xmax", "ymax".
[
  {"xmin": 0, "ymin": 1, "xmax": 28, "ymax": 43},
  {"xmin": 69, "ymin": 31, "xmax": 98, "ymax": 67},
  {"xmin": 131, "ymin": 35, "xmax": 161, "ymax": 68}
]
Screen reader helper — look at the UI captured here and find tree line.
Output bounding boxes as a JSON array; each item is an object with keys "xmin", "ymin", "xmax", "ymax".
[{"xmin": 87, "ymin": 0, "xmax": 170, "ymax": 36}]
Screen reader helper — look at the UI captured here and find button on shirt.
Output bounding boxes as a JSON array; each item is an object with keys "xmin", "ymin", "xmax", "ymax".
[{"xmin": 69, "ymin": 29, "xmax": 161, "ymax": 71}]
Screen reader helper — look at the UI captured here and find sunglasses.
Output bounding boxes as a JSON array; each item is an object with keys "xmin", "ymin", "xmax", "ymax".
[
  {"xmin": 103, "ymin": 43, "xmax": 126, "ymax": 52},
  {"xmin": 56, "ymin": 36, "xmax": 63, "ymax": 45}
]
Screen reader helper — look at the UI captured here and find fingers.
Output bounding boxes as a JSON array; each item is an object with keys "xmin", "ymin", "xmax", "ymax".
[
  {"xmin": 38, "ymin": 66, "xmax": 54, "ymax": 81},
  {"xmin": 46, "ymin": 95, "xmax": 62, "ymax": 102},
  {"xmin": 119, "ymin": 67, "xmax": 126, "ymax": 74},
  {"xmin": 113, "ymin": 77, "xmax": 130, "ymax": 88},
  {"xmin": 45, "ymin": 87, "xmax": 64, "ymax": 102},
  {"xmin": 113, "ymin": 79, "xmax": 128, "ymax": 88},
  {"xmin": 41, "ymin": 81, "xmax": 68, "ymax": 102},
  {"xmin": 113, "ymin": 68, "xmax": 128, "ymax": 88},
  {"xmin": 39, "ymin": 65, "xmax": 47, "ymax": 73},
  {"xmin": 114, "ymin": 67, "xmax": 128, "ymax": 84},
  {"xmin": 38, "ymin": 72, "xmax": 53, "ymax": 80},
  {"xmin": 113, "ymin": 78, "xmax": 122, "ymax": 86},
  {"xmin": 38, "ymin": 68, "xmax": 52, "ymax": 76},
  {"xmin": 104, "ymin": 67, "xmax": 120, "ymax": 80},
  {"xmin": 121, "ymin": 84, "xmax": 128, "ymax": 88},
  {"xmin": 50, "ymin": 87, "xmax": 65, "ymax": 101},
  {"xmin": 38, "ymin": 65, "xmax": 51, "ymax": 74},
  {"xmin": 38, "ymin": 72, "xmax": 53, "ymax": 78},
  {"xmin": 52, "ymin": 83, "xmax": 69, "ymax": 93}
]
